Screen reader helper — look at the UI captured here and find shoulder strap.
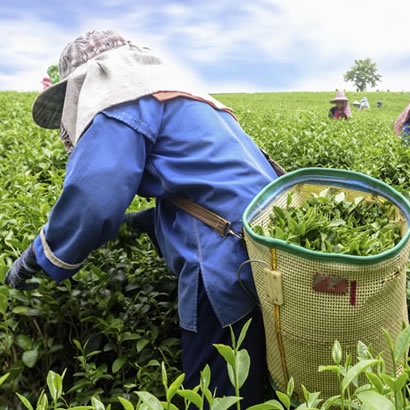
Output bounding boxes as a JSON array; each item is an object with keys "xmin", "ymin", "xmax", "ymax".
[
  {"xmin": 167, "ymin": 197, "xmax": 242, "ymax": 238},
  {"xmin": 259, "ymin": 148, "xmax": 286, "ymax": 177},
  {"xmin": 168, "ymin": 149, "xmax": 286, "ymax": 238}
]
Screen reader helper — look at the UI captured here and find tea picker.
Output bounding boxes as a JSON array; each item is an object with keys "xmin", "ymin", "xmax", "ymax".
[
  {"xmin": 4, "ymin": 29, "xmax": 279, "ymax": 407},
  {"xmin": 394, "ymin": 102, "xmax": 410, "ymax": 146}
]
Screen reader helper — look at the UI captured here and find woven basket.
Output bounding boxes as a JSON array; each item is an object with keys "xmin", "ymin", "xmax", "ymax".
[{"xmin": 242, "ymin": 168, "xmax": 410, "ymax": 401}]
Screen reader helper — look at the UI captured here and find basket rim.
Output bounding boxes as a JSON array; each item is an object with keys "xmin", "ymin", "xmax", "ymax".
[{"xmin": 242, "ymin": 168, "xmax": 410, "ymax": 265}]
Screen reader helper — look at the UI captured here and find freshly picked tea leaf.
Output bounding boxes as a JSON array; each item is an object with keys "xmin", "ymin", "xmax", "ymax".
[{"xmin": 252, "ymin": 189, "xmax": 401, "ymax": 256}]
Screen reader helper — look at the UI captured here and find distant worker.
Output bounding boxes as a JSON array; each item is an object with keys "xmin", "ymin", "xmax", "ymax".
[
  {"xmin": 352, "ymin": 100, "xmax": 361, "ymax": 109},
  {"xmin": 359, "ymin": 97, "xmax": 370, "ymax": 110},
  {"xmin": 394, "ymin": 102, "xmax": 410, "ymax": 145},
  {"xmin": 41, "ymin": 77, "xmax": 51, "ymax": 90},
  {"xmin": 328, "ymin": 91, "xmax": 352, "ymax": 119},
  {"xmin": 376, "ymin": 100, "xmax": 383, "ymax": 109}
]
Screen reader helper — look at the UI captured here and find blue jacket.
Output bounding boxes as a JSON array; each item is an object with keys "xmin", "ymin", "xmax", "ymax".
[
  {"xmin": 33, "ymin": 96, "xmax": 277, "ymax": 331},
  {"xmin": 402, "ymin": 121, "xmax": 410, "ymax": 136}
]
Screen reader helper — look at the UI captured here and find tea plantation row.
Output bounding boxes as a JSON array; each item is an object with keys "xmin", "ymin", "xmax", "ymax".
[{"xmin": 0, "ymin": 91, "xmax": 409, "ymax": 409}]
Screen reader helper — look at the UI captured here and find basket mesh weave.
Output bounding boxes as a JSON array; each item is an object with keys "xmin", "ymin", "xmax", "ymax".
[{"xmin": 243, "ymin": 173, "xmax": 410, "ymax": 401}]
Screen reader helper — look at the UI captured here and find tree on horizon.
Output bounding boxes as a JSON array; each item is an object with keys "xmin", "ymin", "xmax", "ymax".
[{"xmin": 344, "ymin": 58, "xmax": 382, "ymax": 92}]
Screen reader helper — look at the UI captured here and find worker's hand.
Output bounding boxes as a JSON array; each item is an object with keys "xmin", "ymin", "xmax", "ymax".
[
  {"xmin": 123, "ymin": 208, "xmax": 161, "ymax": 256},
  {"xmin": 4, "ymin": 247, "xmax": 41, "ymax": 291},
  {"xmin": 123, "ymin": 208, "xmax": 155, "ymax": 233}
]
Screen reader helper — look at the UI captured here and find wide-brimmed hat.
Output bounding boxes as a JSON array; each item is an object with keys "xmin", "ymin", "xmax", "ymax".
[
  {"xmin": 352, "ymin": 100, "xmax": 360, "ymax": 105},
  {"xmin": 330, "ymin": 91, "xmax": 349, "ymax": 103},
  {"xmin": 32, "ymin": 30, "xmax": 129, "ymax": 129}
]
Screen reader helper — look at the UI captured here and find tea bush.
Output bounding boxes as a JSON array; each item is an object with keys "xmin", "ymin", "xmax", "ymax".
[
  {"xmin": 6, "ymin": 320, "xmax": 410, "ymax": 410},
  {"xmin": 218, "ymin": 92, "xmax": 410, "ymax": 195},
  {"xmin": 1, "ymin": 91, "xmax": 410, "ymax": 408},
  {"xmin": 0, "ymin": 93, "xmax": 179, "ymax": 409}
]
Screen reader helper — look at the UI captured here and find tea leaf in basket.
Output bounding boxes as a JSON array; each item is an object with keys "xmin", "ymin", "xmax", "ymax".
[{"xmin": 251, "ymin": 189, "xmax": 402, "ymax": 256}]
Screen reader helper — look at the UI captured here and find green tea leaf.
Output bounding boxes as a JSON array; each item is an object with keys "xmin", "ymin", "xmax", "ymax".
[
  {"xmin": 356, "ymin": 391, "xmax": 395, "ymax": 410},
  {"xmin": 236, "ymin": 318, "xmax": 252, "ymax": 349},
  {"xmin": 47, "ymin": 370, "xmax": 63, "ymax": 401},
  {"xmin": 380, "ymin": 372, "xmax": 408, "ymax": 393},
  {"xmin": 200, "ymin": 364, "xmax": 211, "ymax": 391},
  {"xmin": 357, "ymin": 340, "xmax": 371, "ymax": 360},
  {"xmin": 286, "ymin": 376, "xmax": 294, "ymax": 398},
  {"xmin": 22, "ymin": 349, "xmax": 39, "ymax": 368},
  {"xmin": 36, "ymin": 391, "xmax": 48, "ymax": 410},
  {"xmin": 252, "ymin": 189, "xmax": 402, "ymax": 256},
  {"xmin": 247, "ymin": 400, "xmax": 285, "ymax": 410},
  {"xmin": 136, "ymin": 338, "xmax": 150, "ymax": 353},
  {"xmin": 0, "ymin": 373, "xmax": 10, "ymax": 387},
  {"xmin": 365, "ymin": 371, "xmax": 385, "ymax": 393},
  {"xmin": 213, "ymin": 344, "xmax": 235, "ymax": 366},
  {"xmin": 235, "ymin": 349, "xmax": 250, "ymax": 389},
  {"xmin": 15, "ymin": 334, "xmax": 32, "ymax": 351},
  {"xmin": 118, "ymin": 397, "xmax": 134, "ymax": 410},
  {"xmin": 0, "ymin": 286, "xmax": 9, "ymax": 316},
  {"xmin": 393, "ymin": 324, "xmax": 410, "ymax": 361},
  {"xmin": 276, "ymin": 391, "xmax": 290, "ymax": 409},
  {"xmin": 341, "ymin": 359, "xmax": 380, "ymax": 393},
  {"xmin": 69, "ymin": 407, "xmax": 94, "ymax": 410},
  {"xmin": 177, "ymin": 390, "xmax": 203, "ymax": 409},
  {"xmin": 166, "ymin": 373, "xmax": 185, "ymax": 402},
  {"xmin": 318, "ymin": 365, "xmax": 341, "ymax": 374},
  {"xmin": 331, "ymin": 340, "xmax": 342, "ymax": 364},
  {"xmin": 161, "ymin": 361, "xmax": 168, "ymax": 390},
  {"xmin": 112, "ymin": 356, "xmax": 127, "ymax": 374},
  {"xmin": 210, "ymin": 396, "xmax": 241, "ymax": 410},
  {"xmin": 160, "ymin": 402, "xmax": 179, "ymax": 410},
  {"xmin": 135, "ymin": 392, "xmax": 163, "ymax": 410},
  {"xmin": 320, "ymin": 395, "xmax": 343, "ymax": 410},
  {"xmin": 16, "ymin": 393, "xmax": 34, "ymax": 410},
  {"xmin": 91, "ymin": 397, "xmax": 106, "ymax": 410}
]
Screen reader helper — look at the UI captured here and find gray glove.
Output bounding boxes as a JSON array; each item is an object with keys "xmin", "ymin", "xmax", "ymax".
[
  {"xmin": 123, "ymin": 208, "xmax": 161, "ymax": 256},
  {"xmin": 4, "ymin": 246, "xmax": 41, "ymax": 290}
]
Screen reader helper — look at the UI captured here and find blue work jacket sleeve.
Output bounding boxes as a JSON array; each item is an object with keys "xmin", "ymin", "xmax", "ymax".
[{"xmin": 33, "ymin": 111, "xmax": 150, "ymax": 281}]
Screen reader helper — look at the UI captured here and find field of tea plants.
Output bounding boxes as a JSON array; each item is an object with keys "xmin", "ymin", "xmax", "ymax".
[{"xmin": 1, "ymin": 90, "xmax": 410, "ymax": 409}]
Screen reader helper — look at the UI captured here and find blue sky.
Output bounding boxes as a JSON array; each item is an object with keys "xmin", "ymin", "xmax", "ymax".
[{"xmin": 1, "ymin": 0, "xmax": 410, "ymax": 92}]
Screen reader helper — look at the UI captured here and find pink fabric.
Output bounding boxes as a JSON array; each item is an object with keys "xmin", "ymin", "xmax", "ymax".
[
  {"xmin": 394, "ymin": 103, "xmax": 410, "ymax": 135},
  {"xmin": 330, "ymin": 91, "xmax": 352, "ymax": 118},
  {"xmin": 333, "ymin": 104, "xmax": 352, "ymax": 119},
  {"xmin": 41, "ymin": 77, "xmax": 51, "ymax": 90},
  {"xmin": 152, "ymin": 91, "xmax": 237, "ymax": 120},
  {"xmin": 343, "ymin": 102, "xmax": 352, "ymax": 118},
  {"xmin": 332, "ymin": 91, "xmax": 348, "ymax": 101}
]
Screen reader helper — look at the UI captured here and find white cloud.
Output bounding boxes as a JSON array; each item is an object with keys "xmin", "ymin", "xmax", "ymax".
[
  {"xmin": 208, "ymin": 81, "xmax": 268, "ymax": 94},
  {"xmin": 0, "ymin": 9, "xmax": 209, "ymax": 92},
  {"xmin": 164, "ymin": 3, "xmax": 188, "ymax": 17},
  {"xmin": 74, "ymin": 15, "xmax": 210, "ymax": 92},
  {"xmin": 0, "ymin": 18, "xmax": 71, "ymax": 91},
  {"xmin": 248, "ymin": 0, "xmax": 410, "ymax": 90},
  {"xmin": 291, "ymin": 71, "xmax": 347, "ymax": 93},
  {"xmin": 292, "ymin": 68, "xmax": 410, "ymax": 93},
  {"xmin": 148, "ymin": 0, "xmax": 410, "ymax": 91},
  {"xmin": 155, "ymin": 1, "xmax": 290, "ymax": 63},
  {"xmin": 1, "ymin": 0, "xmax": 410, "ymax": 92}
]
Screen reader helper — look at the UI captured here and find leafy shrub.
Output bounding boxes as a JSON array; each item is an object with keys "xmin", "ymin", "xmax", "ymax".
[
  {"xmin": 2, "ymin": 91, "xmax": 410, "ymax": 408},
  {"xmin": 0, "ymin": 232, "xmax": 179, "ymax": 409},
  {"xmin": 5, "ymin": 320, "xmax": 410, "ymax": 410},
  {"xmin": 0, "ymin": 93, "xmax": 179, "ymax": 409}
]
